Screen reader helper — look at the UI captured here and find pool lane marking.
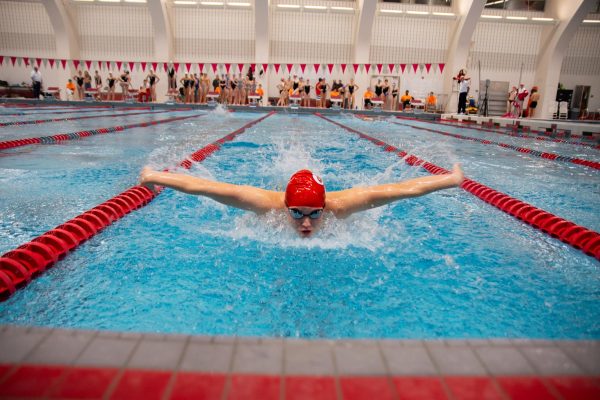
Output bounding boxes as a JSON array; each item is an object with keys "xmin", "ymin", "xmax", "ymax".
[
  {"xmin": 391, "ymin": 120, "xmax": 600, "ymax": 172},
  {"xmin": 0, "ymin": 108, "xmax": 190, "ymax": 128},
  {"xmin": 0, "ymin": 106, "xmax": 153, "ymax": 117},
  {"xmin": 316, "ymin": 113, "xmax": 600, "ymax": 261},
  {"xmin": 0, "ymin": 111, "xmax": 206, "ymax": 151},
  {"xmin": 0, "ymin": 111, "xmax": 275, "ymax": 300},
  {"xmin": 435, "ymin": 118, "xmax": 600, "ymax": 151}
]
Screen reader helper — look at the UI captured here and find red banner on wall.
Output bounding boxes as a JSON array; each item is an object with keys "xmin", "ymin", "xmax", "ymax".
[
  {"xmin": 73, "ymin": 60, "xmax": 80, "ymax": 70},
  {"xmin": 140, "ymin": 62, "xmax": 147, "ymax": 72},
  {"xmin": 327, "ymin": 64, "xmax": 334, "ymax": 74},
  {"xmin": 287, "ymin": 63, "xmax": 293, "ymax": 74},
  {"xmin": 353, "ymin": 64, "xmax": 359, "ymax": 74},
  {"xmin": 376, "ymin": 64, "xmax": 382, "ymax": 74},
  {"xmin": 211, "ymin": 63, "xmax": 217, "ymax": 73},
  {"xmin": 400, "ymin": 64, "xmax": 406, "ymax": 73},
  {"xmin": 412, "ymin": 64, "xmax": 419, "ymax": 73},
  {"xmin": 48, "ymin": 58, "xmax": 55, "ymax": 68},
  {"xmin": 313, "ymin": 64, "xmax": 320, "ymax": 74},
  {"xmin": 274, "ymin": 64, "xmax": 280, "ymax": 74},
  {"xmin": 300, "ymin": 64, "xmax": 306, "ymax": 74},
  {"xmin": 152, "ymin": 62, "xmax": 158, "ymax": 72},
  {"xmin": 364, "ymin": 64, "xmax": 371, "ymax": 74},
  {"xmin": 185, "ymin": 62, "xmax": 191, "ymax": 72},
  {"xmin": 116, "ymin": 61, "xmax": 122, "ymax": 71},
  {"xmin": 439, "ymin": 63, "xmax": 445, "ymax": 74},
  {"xmin": 425, "ymin": 63, "xmax": 432, "ymax": 73},
  {"xmin": 238, "ymin": 63, "xmax": 244, "ymax": 73},
  {"xmin": 388, "ymin": 64, "xmax": 395, "ymax": 74},
  {"xmin": 198, "ymin": 63, "xmax": 204, "ymax": 73},
  {"xmin": 340, "ymin": 64, "xmax": 347, "ymax": 74},
  {"xmin": 128, "ymin": 61, "xmax": 135, "ymax": 72}
]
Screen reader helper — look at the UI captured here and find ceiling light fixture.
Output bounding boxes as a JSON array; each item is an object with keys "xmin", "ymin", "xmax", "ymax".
[
  {"xmin": 380, "ymin": 9, "xmax": 403, "ymax": 14},
  {"xmin": 174, "ymin": 0, "xmax": 197, "ymax": 4},
  {"xmin": 583, "ymin": 19, "xmax": 600, "ymax": 23},
  {"xmin": 531, "ymin": 17, "xmax": 554, "ymax": 22},
  {"xmin": 406, "ymin": 10, "xmax": 429, "ymax": 15},
  {"xmin": 506, "ymin": 16, "xmax": 528, "ymax": 20},
  {"xmin": 200, "ymin": 1, "xmax": 224, "ymax": 5},
  {"xmin": 227, "ymin": 2, "xmax": 250, "ymax": 6},
  {"xmin": 277, "ymin": 4, "xmax": 300, "ymax": 8},
  {"xmin": 331, "ymin": 6, "xmax": 353, "ymax": 11},
  {"xmin": 304, "ymin": 5, "xmax": 327, "ymax": 10},
  {"xmin": 432, "ymin": 12, "xmax": 455, "ymax": 17},
  {"xmin": 481, "ymin": 14, "xmax": 502, "ymax": 19}
]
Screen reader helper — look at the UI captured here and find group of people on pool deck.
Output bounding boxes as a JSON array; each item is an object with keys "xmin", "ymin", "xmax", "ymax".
[{"xmin": 139, "ymin": 164, "xmax": 464, "ymax": 237}]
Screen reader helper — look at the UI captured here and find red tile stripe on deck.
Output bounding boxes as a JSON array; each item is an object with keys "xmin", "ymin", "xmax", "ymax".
[{"xmin": 0, "ymin": 364, "xmax": 599, "ymax": 399}]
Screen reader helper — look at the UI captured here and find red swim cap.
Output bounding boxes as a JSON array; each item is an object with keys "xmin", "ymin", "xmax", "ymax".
[{"xmin": 285, "ymin": 170, "xmax": 326, "ymax": 208}]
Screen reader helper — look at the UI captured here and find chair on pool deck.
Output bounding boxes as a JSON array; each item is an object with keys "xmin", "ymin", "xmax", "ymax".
[
  {"xmin": 84, "ymin": 88, "xmax": 98, "ymax": 102},
  {"xmin": 248, "ymin": 93, "xmax": 261, "ymax": 107},
  {"xmin": 371, "ymin": 97, "xmax": 384, "ymax": 112},
  {"xmin": 125, "ymin": 89, "xmax": 138, "ymax": 103},
  {"xmin": 44, "ymin": 87, "xmax": 61, "ymax": 100},
  {"xmin": 166, "ymin": 88, "xmax": 179, "ymax": 104},
  {"xmin": 207, "ymin": 91, "xmax": 219, "ymax": 105},
  {"xmin": 330, "ymin": 94, "xmax": 343, "ymax": 109},
  {"xmin": 289, "ymin": 94, "xmax": 301, "ymax": 108}
]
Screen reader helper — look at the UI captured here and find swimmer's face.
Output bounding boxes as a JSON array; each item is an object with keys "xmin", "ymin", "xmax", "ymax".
[{"xmin": 287, "ymin": 207, "xmax": 324, "ymax": 238}]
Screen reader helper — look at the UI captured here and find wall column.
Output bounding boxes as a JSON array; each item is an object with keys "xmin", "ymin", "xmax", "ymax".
[
  {"xmin": 534, "ymin": 0, "xmax": 595, "ymax": 119},
  {"xmin": 255, "ymin": 0, "xmax": 269, "ymax": 104},
  {"xmin": 41, "ymin": 0, "xmax": 79, "ymax": 99},
  {"xmin": 148, "ymin": 0, "xmax": 173, "ymax": 101},
  {"xmin": 353, "ymin": 0, "xmax": 377, "ymax": 109},
  {"xmin": 442, "ymin": 0, "xmax": 485, "ymax": 113}
]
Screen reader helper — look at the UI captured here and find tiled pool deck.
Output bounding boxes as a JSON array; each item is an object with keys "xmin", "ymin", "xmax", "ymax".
[{"xmin": 0, "ymin": 325, "xmax": 598, "ymax": 399}]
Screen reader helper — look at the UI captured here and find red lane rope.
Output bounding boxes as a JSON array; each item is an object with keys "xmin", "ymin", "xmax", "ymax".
[
  {"xmin": 0, "ymin": 111, "xmax": 275, "ymax": 300},
  {"xmin": 392, "ymin": 120, "xmax": 600, "ymax": 171},
  {"xmin": 437, "ymin": 118, "xmax": 600, "ymax": 150},
  {"xmin": 0, "ymin": 112, "xmax": 204, "ymax": 150},
  {"xmin": 0, "ymin": 109, "xmax": 182, "ymax": 128},
  {"xmin": 316, "ymin": 113, "xmax": 600, "ymax": 261}
]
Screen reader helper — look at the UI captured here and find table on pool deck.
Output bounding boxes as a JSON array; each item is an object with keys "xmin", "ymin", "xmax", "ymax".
[
  {"xmin": 330, "ymin": 96, "xmax": 343, "ymax": 108},
  {"xmin": 290, "ymin": 95, "xmax": 301, "ymax": 106}
]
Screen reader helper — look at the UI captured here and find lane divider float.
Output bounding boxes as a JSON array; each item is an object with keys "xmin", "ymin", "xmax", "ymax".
[
  {"xmin": 317, "ymin": 113, "xmax": 600, "ymax": 261},
  {"xmin": 0, "ymin": 112, "xmax": 203, "ymax": 151},
  {"xmin": 437, "ymin": 118, "xmax": 600, "ymax": 150},
  {"xmin": 392, "ymin": 120, "xmax": 600, "ymax": 171},
  {"xmin": 0, "ymin": 106, "xmax": 149, "ymax": 117},
  {"xmin": 0, "ymin": 108, "xmax": 184, "ymax": 128},
  {"xmin": 0, "ymin": 112, "xmax": 274, "ymax": 300}
]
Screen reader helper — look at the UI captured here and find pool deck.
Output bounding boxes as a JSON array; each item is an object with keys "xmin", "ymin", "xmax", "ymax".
[
  {"xmin": 1, "ymin": 100, "xmax": 599, "ymax": 398},
  {"xmin": 0, "ymin": 324, "xmax": 598, "ymax": 399}
]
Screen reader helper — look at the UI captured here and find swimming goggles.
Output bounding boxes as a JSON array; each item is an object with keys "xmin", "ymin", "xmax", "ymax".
[{"xmin": 288, "ymin": 208, "xmax": 323, "ymax": 220}]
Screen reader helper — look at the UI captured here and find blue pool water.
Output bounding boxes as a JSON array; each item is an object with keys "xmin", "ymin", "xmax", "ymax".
[{"xmin": 0, "ymin": 108, "xmax": 599, "ymax": 339}]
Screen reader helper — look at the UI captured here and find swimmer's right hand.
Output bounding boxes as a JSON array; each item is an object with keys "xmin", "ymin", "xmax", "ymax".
[{"xmin": 139, "ymin": 166, "xmax": 158, "ymax": 191}]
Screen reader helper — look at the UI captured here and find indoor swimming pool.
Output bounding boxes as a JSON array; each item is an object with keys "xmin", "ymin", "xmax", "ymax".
[{"xmin": 0, "ymin": 105, "xmax": 598, "ymax": 339}]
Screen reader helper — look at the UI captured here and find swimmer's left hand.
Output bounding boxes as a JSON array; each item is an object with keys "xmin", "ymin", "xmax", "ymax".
[{"xmin": 139, "ymin": 166, "xmax": 159, "ymax": 192}]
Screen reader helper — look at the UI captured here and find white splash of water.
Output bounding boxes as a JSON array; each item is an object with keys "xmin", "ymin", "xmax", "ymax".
[{"xmin": 210, "ymin": 104, "xmax": 231, "ymax": 117}]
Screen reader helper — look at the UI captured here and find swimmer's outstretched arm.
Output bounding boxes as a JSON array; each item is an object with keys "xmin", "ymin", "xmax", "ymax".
[
  {"xmin": 139, "ymin": 167, "xmax": 284, "ymax": 214},
  {"xmin": 326, "ymin": 163, "xmax": 464, "ymax": 218}
]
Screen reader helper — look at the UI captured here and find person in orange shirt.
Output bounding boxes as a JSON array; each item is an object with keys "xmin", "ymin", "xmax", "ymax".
[
  {"xmin": 400, "ymin": 90, "xmax": 413, "ymax": 110},
  {"xmin": 363, "ymin": 87, "xmax": 374, "ymax": 109},
  {"xmin": 65, "ymin": 79, "xmax": 76, "ymax": 100},
  {"xmin": 426, "ymin": 92, "xmax": 437, "ymax": 112}
]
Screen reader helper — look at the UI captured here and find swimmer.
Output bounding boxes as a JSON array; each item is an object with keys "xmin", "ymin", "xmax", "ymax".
[{"xmin": 139, "ymin": 164, "xmax": 464, "ymax": 238}]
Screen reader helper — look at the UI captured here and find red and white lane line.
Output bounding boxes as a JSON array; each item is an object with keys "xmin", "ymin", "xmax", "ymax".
[
  {"xmin": 0, "ymin": 108, "xmax": 187, "ymax": 128},
  {"xmin": 317, "ymin": 114, "xmax": 600, "ymax": 261},
  {"xmin": 436, "ymin": 118, "xmax": 600, "ymax": 150},
  {"xmin": 392, "ymin": 119, "xmax": 600, "ymax": 171},
  {"xmin": 0, "ymin": 112, "xmax": 203, "ymax": 150},
  {"xmin": 0, "ymin": 106, "xmax": 153, "ymax": 117},
  {"xmin": 0, "ymin": 112, "xmax": 274, "ymax": 300}
]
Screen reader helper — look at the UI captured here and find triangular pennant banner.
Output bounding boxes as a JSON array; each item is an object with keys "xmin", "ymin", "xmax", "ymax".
[
  {"xmin": 287, "ymin": 63, "xmax": 294, "ymax": 74},
  {"xmin": 163, "ymin": 62, "xmax": 168, "ymax": 73},
  {"xmin": 18, "ymin": 57, "xmax": 24, "ymax": 67},
  {"xmin": 364, "ymin": 64, "xmax": 371, "ymax": 74},
  {"xmin": 353, "ymin": 64, "xmax": 359, "ymax": 74},
  {"xmin": 425, "ymin": 63, "xmax": 432, "ymax": 73},
  {"xmin": 262, "ymin": 63, "xmax": 268, "ymax": 73},
  {"xmin": 250, "ymin": 63, "xmax": 256, "ymax": 72},
  {"xmin": 327, "ymin": 64, "xmax": 334, "ymax": 74},
  {"xmin": 198, "ymin": 63, "xmax": 204, "ymax": 73},
  {"xmin": 116, "ymin": 61, "xmax": 122, "ymax": 71},
  {"xmin": 0, "ymin": 56, "xmax": 4, "ymax": 66},
  {"xmin": 85, "ymin": 60, "xmax": 92, "ymax": 70},
  {"xmin": 42, "ymin": 58, "xmax": 48, "ymax": 68},
  {"xmin": 141, "ymin": 62, "xmax": 147, "ymax": 72},
  {"xmin": 300, "ymin": 64, "xmax": 306, "ymax": 74},
  {"xmin": 49, "ymin": 58, "xmax": 55, "ymax": 68},
  {"xmin": 412, "ymin": 63, "xmax": 419, "ymax": 73},
  {"xmin": 388, "ymin": 64, "xmax": 395, "ymax": 74},
  {"xmin": 185, "ymin": 62, "xmax": 191, "ymax": 72},
  {"xmin": 174, "ymin": 63, "xmax": 180, "ymax": 73},
  {"xmin": 152, "ymin": 62, "xmax": 158, "ymax": 72},
  {"xmin": 61, "ymin": 59, "xmax": 67, "ymax": 69},
  {"xmin": 211, "ymin": 63, "xmax": 218, "ymax": 73},
  {"xmin": 340, "ymin": 64, "xmax": 347, "ymax": 74},
  {"xmin": 225, "ymin": 63, "xmax": 231, "ymax": 73},
  {"xmin": 10, "ymin": 56, "xmax": 17, "ymax": 66},
  {"xmin": 439, "ymin": 63, "xmax": 445, "ymax": 74},
  {"xmin": 36, "ymin": 58, "xmax": 42, "ymax": 67},
  {"xmin": 274, "ymin": 64, "xmax": 280, "ymax": 73},
  {"xmin": 128, "ymin": 61, "xmax": 135, "ymax": 72},
  {"xmin": 238, "ymin": 63, "xmax": 244, "ymax": 73},
  {"xmin": 106, "ymin": 61, "xmax": 112, "ymax": 70},
  {"xmin": 400, "ymin": 64, "xmax": 406, "ymax": 73},
  {"xmin": 73, "ymin": 60, "xmax": 80, "ymax": 70},
  {"xmin": 313, "ymin": 64, "xmax": 320, "ymax": 73},
  {"xmin": 376, "ymin": 64, "xmax": 383, "ymax": 74}
]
